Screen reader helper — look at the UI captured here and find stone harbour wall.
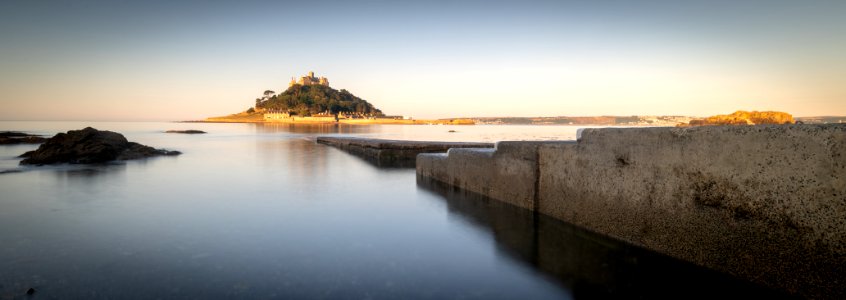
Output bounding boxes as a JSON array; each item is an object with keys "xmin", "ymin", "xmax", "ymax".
[
  {"xmin": 416, "ymin": 124, "xmax": 846, "ymax": 298},
  {"xmin": 417, "ymin": 141, "xmax": 567, "ymax": 210},
  {"xmin": 317, "ymin": 136, "xmax": 493, "ymax": 166}
]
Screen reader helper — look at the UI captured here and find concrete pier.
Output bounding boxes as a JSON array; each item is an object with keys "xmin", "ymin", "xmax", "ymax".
[
  {"xmin": 317, "ymin": 136, "xmax": 493, "ymax": 167},
  {"xmin": 417, "ymin": 124, "xmax": 846, "ymax": 298}
]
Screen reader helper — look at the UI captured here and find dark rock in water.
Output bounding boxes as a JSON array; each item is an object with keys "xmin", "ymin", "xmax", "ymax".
[
  {"xmin": 0, "ymin": 131, "xmax": 47, "ymax": 145},
  {"xmin": 165, "ymin": 129, "xmax": 206, "ymax": 134},
  {"xmin": 19, "ymin": 127, "xmax": 181, "ymax": 165},
  {"xmin": 0, "ymin": 131, "xmax": 32, "ymax": 137},
  {"xmin": 26, "ymin": 288, "xmax": 36, "ymax": 295}
]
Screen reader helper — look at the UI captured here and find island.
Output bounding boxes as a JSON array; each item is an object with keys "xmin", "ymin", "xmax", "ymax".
[{"xmin": 204, "ymin": 71, "xmax": 474, "ymax": 125}]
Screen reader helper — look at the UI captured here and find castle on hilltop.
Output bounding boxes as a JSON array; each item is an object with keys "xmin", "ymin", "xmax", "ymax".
[{"xmin": 289, "ymin": 71, "xmax": 329, "ymax": 87}]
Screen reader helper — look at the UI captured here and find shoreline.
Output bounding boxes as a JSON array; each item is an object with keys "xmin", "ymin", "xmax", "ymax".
[
  {"xmin": 181, "ymin": 119, "xmax": 666, "ymax": 126},
  {"xmin": 185, "ymin": 118, "xmax": 476, "ymax": 125}
]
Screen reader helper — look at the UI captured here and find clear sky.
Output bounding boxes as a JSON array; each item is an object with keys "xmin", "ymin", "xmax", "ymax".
[{"xmin": 1, "ymin": 0, "xmax": 844, "ymax": 121}]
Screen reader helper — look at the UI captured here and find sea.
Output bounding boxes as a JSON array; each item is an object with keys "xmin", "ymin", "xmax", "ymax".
[{"xmin": 0, "ymin": 121, "xmax": 784, "ymax": 299}]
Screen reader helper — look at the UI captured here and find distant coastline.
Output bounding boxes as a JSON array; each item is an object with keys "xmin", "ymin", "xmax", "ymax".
[
  {"xmin": 190, "ymin": 113, "xmax": 846, "ymax": 126},
  {"xmin": 192, "ymin": 112, "xmax": 846, "ymax": 126},
  {"xmin": 193, "ymin": 112, "xmax": 475, "ymax": 125},
  {"xmin": 205, "ymin": 71, "xmax": 846, "ymax": 127}
]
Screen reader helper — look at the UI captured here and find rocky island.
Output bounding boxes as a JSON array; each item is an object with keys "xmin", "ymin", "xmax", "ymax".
[
  {"xmin": 165, "ymin": 130, "xmax": 206, "ymax": 134},
  {"xmin": 19, "ymin": 127, "xmax": 181, "ymax": 165},
  {"xmin": 204, "ymin": 72, "xmax": 474, "ymax": 125},
  {"xmin": 0, "ymin": 131, "xmax": 47, "ymax": 145}
]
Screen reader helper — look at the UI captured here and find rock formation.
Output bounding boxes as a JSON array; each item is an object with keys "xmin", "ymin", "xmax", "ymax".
[
  {"xmin": 687, "ymin": 111, "xmax": 795, "ymax": 126},
  {"xmin": 165, "ymin": 130, "xmax": 206, "ymax": 134},
  {"xmin": 0, "ymin": 131, "xmax": 47, "ymax": 145},
  {"xmin": 19, "ymin": 127, "xmax": 180, "ymax": 165}
]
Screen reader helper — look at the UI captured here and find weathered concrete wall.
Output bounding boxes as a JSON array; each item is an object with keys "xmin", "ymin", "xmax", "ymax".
[
  {"xmin": 318, "ymin": 136, "xmax": 492, "ymax": 167},
  {"xmin": 416, "ymin": 124, "xmax": 846, "ymax": 298},
  {"xmin": 418, "ymin": 141, "xmax": 566, "ymax": 210}
]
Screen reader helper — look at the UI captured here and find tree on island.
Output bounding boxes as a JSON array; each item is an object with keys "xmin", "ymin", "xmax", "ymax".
[{"xmin": 255, "ymin": 84, "xmax": 383, "ymax": 117}]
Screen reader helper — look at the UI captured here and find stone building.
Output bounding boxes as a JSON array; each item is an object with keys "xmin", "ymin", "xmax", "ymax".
[{"xmin": 289, "ymin": 71, "xmax": 329, "ymax": 87}]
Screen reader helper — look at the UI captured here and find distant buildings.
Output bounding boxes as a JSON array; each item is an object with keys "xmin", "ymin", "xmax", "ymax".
[
  {"xmin": 289, "ymin": 71, "xmax": 329, "ymax": 87},
  {"xmin": 264, "ymin": 110, "xmax": 337, "ymax": 122}
]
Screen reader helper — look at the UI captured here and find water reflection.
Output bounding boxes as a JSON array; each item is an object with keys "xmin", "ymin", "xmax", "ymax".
[
  {"xmin": 416, "ymin": 176, "xmax": 791, "ymax": 299},
  {"xmin": 0, "ymin": 162, "xmax": 129, "ymax": 178},
  {"xmin": 254, "ymin": 138, "xmax": 333, "ymax": 183},
  {"xmin": 0, "ymin": 144, "xmax": 38, "ymax": 172},
  {"xmin": 52, "ymin": 163, "xmax": 127, "ymax": 179},
  {"xmin": 255, "ymin": 123, "xmax": 371, "ymax": 135},
  {"xmin": 253, "ymin": 123, "xmax": 585, "ymax": 142}
]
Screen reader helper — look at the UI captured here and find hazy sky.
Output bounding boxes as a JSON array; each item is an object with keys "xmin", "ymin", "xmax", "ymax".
[{"xmin": 1, "ymin": 0, "xmax": 844, "ymax": 121}]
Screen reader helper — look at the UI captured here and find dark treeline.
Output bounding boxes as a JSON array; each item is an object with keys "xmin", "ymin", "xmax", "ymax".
[{"xmin": 255, "ymin": 85, "xmax": 383, "ymax": 117}]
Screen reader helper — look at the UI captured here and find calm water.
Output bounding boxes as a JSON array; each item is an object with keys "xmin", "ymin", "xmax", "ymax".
[{"xmin": 0, "ymin": 122, "xmax": 783, "ymax": 299}]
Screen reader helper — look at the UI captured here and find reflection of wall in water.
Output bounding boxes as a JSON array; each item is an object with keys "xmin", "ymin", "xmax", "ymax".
[{"xmin": 416, "ymin": 176, "xmax": 786, "ymax": 299}]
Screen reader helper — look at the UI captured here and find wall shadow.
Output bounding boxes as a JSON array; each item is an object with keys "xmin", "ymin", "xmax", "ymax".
[
  {"xmin": 324, "ymin": 146, "xmax": 416, "ymax": 169},
  {"xmin": 416, "ymin": 176, "xmax": 794, "ymax": 299},
  {"xmin": 314, "ymin": 142, "xmax": 416, "ymax": 169}
]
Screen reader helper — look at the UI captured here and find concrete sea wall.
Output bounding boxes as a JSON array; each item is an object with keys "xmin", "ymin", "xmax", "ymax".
[
  {"xmin": 416, "ymin": 124, "xmax": 846, "ymax": 298},
  {"xmin": 417, "ymin": 141, "xmax": 564, "ymax": 210},
  {"xmin": 317, "ymin": 136, "xmax": 493, "ymax": 167}
]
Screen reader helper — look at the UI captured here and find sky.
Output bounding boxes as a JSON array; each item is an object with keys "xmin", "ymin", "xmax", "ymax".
[{"xmin": 1, "ymin": 0, "xmax": 844, "ymax": 121}]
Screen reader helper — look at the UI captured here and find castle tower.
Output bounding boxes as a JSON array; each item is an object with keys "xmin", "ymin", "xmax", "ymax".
[{"xmin": 289, "ymin": 72, "xmax": 328, "ymax": 87}]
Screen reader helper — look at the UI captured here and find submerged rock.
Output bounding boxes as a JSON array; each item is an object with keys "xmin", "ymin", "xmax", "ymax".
[
  {"xmin": 0, "ymin": 131, "xmax": 47, "ymax": 145},
  {"xmin": 19, "ymin": 127, "xmax": 180, "ymax": 165},
  {"xmin": 165, "ymin": 129, "xmax": 206, "ymax": 134}
]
